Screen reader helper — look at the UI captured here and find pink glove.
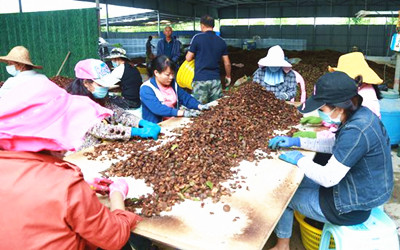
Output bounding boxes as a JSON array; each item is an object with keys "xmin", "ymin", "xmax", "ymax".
[
  {"xmin": 87, "ymin": 177, "xmax": 113, "ymax": 195},
  {"xmin": 109, "ymin": 179, "xmax": 129, "ymax": 200}
]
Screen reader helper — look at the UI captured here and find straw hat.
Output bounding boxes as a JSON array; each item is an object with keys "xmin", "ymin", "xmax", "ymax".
[
  {"xmin": 258, "ymin": 45, "xmax": 292, "ymax": 68},
  {"xmin": 0, "ymin": 46, "xmax": 42, "ymax": 69},
  {"xmin": 328, "ymin": 52, "xmax": 382, "ymax": 85},
  {"xmin": 106, "ymin": 48, "xmax": 129, "ymax": 60}
]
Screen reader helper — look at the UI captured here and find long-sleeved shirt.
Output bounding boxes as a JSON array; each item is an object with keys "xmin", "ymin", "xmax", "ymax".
[
  {"xmin": 0, "ymin": 151, "xmax": 140, "ymax": 250},
  {"xmin": 253, "ymin": 67, "xmax": 297, "ymax": 100},
  {"xmin": 80, "ymin": 98, "xmax": 140, "ymax": 150},
  {"xmin": 140, "ymin": 77, "xmax": 200, "ymax": 123}
]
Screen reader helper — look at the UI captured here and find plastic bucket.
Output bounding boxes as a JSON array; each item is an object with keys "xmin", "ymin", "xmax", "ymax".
[
  {"xmin": 294, "ymin": 211, "xmax": 335, "ymax": 250},
  {"xmin": 176, "ymin": 60, "xmax": 195, "ymax": 90}
]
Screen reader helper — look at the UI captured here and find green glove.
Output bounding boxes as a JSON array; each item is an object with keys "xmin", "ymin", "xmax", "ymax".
[
  {"xmin": 300, "ymin": 116, "xmax": 322, "ymax": 125},
  {"xmin": 293, "ymin": 131, "xmax": 317, "ymax": 139}
]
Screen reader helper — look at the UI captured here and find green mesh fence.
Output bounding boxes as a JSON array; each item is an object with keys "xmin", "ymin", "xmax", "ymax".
[{"xmin": 0, "ymin": 8, "xmax": 99, "ymax": 81}]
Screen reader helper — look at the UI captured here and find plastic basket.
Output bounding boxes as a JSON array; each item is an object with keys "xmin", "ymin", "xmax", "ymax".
[
  {"xmin": 176, "ymin": 60, "xmax": 195, "ymax": 90},
  {"xmin": 294, "ymin": 211, "xmax": 335, "ymax": 250}
]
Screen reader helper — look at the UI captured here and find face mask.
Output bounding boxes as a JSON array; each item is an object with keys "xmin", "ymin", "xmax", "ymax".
[
  {"xmin": 318, "ymin": 108, "xmax": 342, "ymax": 125},
  {"xmin": 6, "ymin": 65, "xmax": 20, "ymax": 76},
  {"xmin": 92, "ymin": 86, "xmax": 108, "ymax": 99},
  {"xmin": 268, "ymin": 66, "xmax": 281, "ymax": 73},
  {"xmin": 111, "ymin": 61, "xmax": 119, "ymax": 68}
]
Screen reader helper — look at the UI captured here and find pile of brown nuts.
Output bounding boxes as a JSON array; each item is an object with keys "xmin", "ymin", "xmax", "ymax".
[{"xmin": 87, "ymin": 82, "xmax": 302, "ymax": 216}]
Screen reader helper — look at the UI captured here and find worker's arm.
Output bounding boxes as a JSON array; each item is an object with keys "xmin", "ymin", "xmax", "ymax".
[
  {"xmin": 222, "ymin": 55, "xmax": 231, "ymax": 79},
  {"xmin": 66, "ymin": 174, "xmax": 141, "ymax": 250},
  {"xmin": 186, "ymin": 51, "xmax": 195, "ymax": 62}
]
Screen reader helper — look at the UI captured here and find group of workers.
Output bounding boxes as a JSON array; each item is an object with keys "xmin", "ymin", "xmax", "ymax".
[{"xmin": 0, "ymin": 12, "xmax": 394, "ymax": 250}]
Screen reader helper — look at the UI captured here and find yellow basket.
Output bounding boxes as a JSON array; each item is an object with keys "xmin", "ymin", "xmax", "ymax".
[
  {"xmin": 294, "ymin": 211, "xmax": 335, "ymax": 250},
  {"xmin": 176, "ymin": 60, "xmax": 195, "ymax": 90},
  {"xmin": 137, "ymin": 66, "xmax": 148, "ymax": 75}
]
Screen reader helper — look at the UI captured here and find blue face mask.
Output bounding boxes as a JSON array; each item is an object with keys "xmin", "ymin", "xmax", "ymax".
[
  {"xmin": 92, "ymin": 86, "xmax": 109, "ymax": 99},
  {"xmin": 111, "ymin": 61, "xmax": 119, "ymax": 68},
  {"xmin": 318, "ymin": 109, "xmax": 342, "ymax": 125},
  {"xmin": 6, "ymin": 65, "xmax": 20, "ymax": 76}
]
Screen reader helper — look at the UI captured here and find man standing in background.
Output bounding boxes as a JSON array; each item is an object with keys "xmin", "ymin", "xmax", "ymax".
[
  {"xmin": 157, "ymin": 26, "xmax": 181, "ymax": 64},
  {"xmin": 185, "ymin": 15, "xmax": 231, "ymax": 104}
]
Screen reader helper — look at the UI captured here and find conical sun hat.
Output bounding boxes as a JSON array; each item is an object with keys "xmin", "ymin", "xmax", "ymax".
[
  {"xmin": 328, "ymin": 52, "xmax": 382, "ymax": 85},
  {"xmin": 0, "ymin": 46, "xmax": 42, "ymax": 69}
]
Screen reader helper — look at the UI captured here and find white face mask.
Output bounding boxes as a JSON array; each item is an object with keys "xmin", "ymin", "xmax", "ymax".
[{"xmin": 6, "ymin": 65, "xmax": 20, "ymax": 76}]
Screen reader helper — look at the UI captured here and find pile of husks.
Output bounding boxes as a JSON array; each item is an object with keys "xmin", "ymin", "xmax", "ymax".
[{"xmin": 86, "ymin": 82, "xmax": 302, "ymax": 216}]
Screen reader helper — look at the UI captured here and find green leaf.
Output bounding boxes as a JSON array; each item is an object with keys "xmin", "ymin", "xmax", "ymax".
[
  {"xmin": 205, "ymin": 181, "xmax": 213, "ymax": 189},
  {"xmin": 239, "ymin": 135, "xmax": 244, "ymax": 141},
  {"xmin": 170, "ymin": 144, "xmax": 179, "ymax": 150}
]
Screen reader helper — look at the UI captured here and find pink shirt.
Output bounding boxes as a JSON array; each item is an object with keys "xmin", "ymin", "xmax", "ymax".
[
  {"xmin": 157, "ymin": 83, "xmax": 177, "ymax": 120},
  {"xmin": 358, "ymin": 84, "xmax": 381, "ymax": 119}
]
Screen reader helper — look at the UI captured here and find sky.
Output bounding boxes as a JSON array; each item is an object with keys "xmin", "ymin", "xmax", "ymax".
[{"xmin": 0, "ymin": 0, "xmax": 150, "ymax": 18}]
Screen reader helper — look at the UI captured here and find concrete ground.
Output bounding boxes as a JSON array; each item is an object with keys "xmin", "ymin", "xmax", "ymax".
[{"xmin": 154, "ymin": 149, "xmax": 400, "ymax": 250}]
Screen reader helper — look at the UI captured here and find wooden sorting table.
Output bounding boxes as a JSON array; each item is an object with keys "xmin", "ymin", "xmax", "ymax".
[{"xmin": 65, "ymin": 111, "xmax": 315, "ymax": 250}]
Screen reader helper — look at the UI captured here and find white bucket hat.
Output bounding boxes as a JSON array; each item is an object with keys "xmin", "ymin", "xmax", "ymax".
[{"xmin": 258, "ymin": 45, "xmax": 292, "ymax": 68}]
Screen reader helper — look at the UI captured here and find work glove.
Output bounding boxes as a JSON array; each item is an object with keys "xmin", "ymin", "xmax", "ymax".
[
  {"xmin": 300, "ymin": 116, "xmax": 322, "ymax": 125},
  {"xmin": 87, "ymin": 177, "xmax": 113, "ymax": 195},
  {"xmin": 268, "ymin": 136, "xmax": 300, "ymax": 150},
  {"xmin": 183, "ymin": 109, "xmax": 201, "ymax": 118},
  {"xmin": 131, "ymin": 126, "xmax": 160, "ymax": 140},
  {"xmin": 109, "ymin": 179, "xmax": 129, "ymax": 200},
  {"xmin": 279, "ymin": 151, "xmax": 305, "ymax": 165},
  {"xmin": 293, "ymin": 131, "xmax": 317, "ymax": 139},
  {"xmin": 139, "ymin": 120, "xmax": 161, "ymax": 137},
  {"xmin": 198, "ymin": 104, "xmax": 210, "ymax": 111}
]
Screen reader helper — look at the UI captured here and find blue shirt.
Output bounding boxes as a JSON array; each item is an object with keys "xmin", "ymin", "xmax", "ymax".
[
  {"xmin": 189, "ymin": 31, "xmax": 228, "ymax": 81},
  {"xmin": 140, "ymin": 77, "xmax": 201, "ymax": 123},
  {"xmin": 322, "ymin": 107, "xmax": 393, "ymax": 217},
  {"xmin": 163, "ymin": 39, "xmax": 173, "ymax": 59}
]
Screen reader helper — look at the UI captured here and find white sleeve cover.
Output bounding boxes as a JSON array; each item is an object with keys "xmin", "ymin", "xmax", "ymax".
[
  {"xmin": 297, "ymin": 155, "xmax": 350, "ymax": 188},
  {"xmin": 299, "ymin": 137, "xmax": 335, "ymax": 154},
  {"xmin": 110, "ymin": 64, "xmax": 125, "ymax": 80}
]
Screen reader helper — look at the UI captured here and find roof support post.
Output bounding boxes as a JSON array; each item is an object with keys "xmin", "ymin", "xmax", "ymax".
[
  {"xmin": 96, "ymin": 0, "xmax": 101, "ymax": 37},
  {"xmin": 18, "ymin": 0, "xmax": 22, "ymax": 13},
  {"xmin": 157, "ymin": 10, "xmax": 160, "ymax": 37},
  {"xmin": 105, "ymin": 2, "xmax": 109, "ymax": 38}
]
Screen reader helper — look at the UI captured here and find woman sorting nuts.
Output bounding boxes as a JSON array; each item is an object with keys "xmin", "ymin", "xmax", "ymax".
[
  {"xmin": 67, "ymin": 59, "xmax": 161, "ymax": 150},
  {"xmin": 140, "ymin": 55, "xmax": 210, "ymax": 123}
]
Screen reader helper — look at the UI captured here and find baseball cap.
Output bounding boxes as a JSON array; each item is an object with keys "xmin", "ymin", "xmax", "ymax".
[
  {"xmin": 74, "ymin": 59, "xmax": 119, "ymax": 88},
  {"xmin": 298, "ymin": 71, "xmax": 358, "ymax": 113}
]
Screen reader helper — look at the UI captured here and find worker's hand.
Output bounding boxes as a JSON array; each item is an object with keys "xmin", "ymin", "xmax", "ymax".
[
  {"xmin": 138, "ymin": 120, "xmax": 161, "ymax": 140},
  {"xmin": 183, "ymin": 109, "xmax": 201, "ymax": 118},
  {"xmin": 86, "ymin": 177, "xmax": 113, "ymax": 195},
  {"xmin": 109, "ymin": 179, "xmax": 129, "ymax": 200},
  {"xmin": 278, "ymin": 151, "xmax": 304, "ymax": 165},
  {"xmin": 300, "ymin": 116, "xmax": 322, "ymax": 125},
  {"xmin": 225, "ymin": 77, "xmax": 232, "ymax": 87},
  {"xmin": 268, "ymin": 136, "xmax": 300, "ymax": 150},
  {"xmin": 293, "ymin": 131, "xmax": 317, "ymax": 139},
  {"xmin": 198, "ymin": 104, "xmax": 210, "ymax": 111},
  {"xmin": 139, "ymin": 119, "xmax": 160, "ymax": 129},
  {"xmin": 131, "ymin": 126, "xmax": 160, "ymax": 140}
]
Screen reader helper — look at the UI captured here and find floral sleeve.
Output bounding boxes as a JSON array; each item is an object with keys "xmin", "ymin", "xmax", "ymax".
[{"xmin": 106, "ymin": 100, "xmax": 140, "ymax": 127}]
